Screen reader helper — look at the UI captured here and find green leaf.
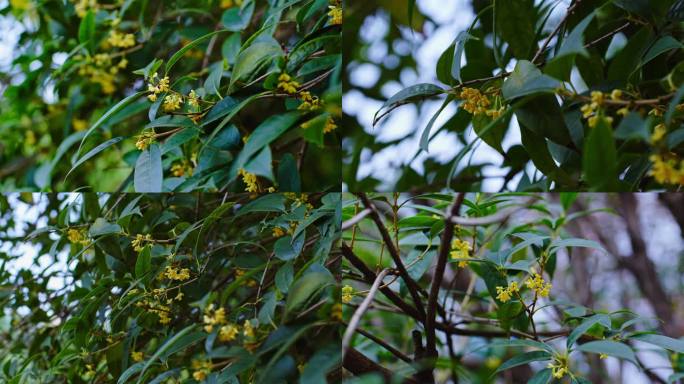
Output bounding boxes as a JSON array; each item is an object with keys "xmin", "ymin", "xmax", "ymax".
[
  {"xmin": 275, "ymin": 261, "xmax": 294, "ymax": 293},
  {"xmin": 67, "ymin": 137, "xmax": 126, "ymax": 179},
  {"xmin": 607, "ymin": 27, "xmax": 653, "ymax": 83},
  {"xmin": 285, "ymin": 272, "xmax": 334, "ymax": 317},
  {"xmin": 205, "ymin": 62, "xmax": 224, "ymax": 96},
  {"xmin": 221, "ymin": 1, "xmax": 255, "ymax": 31},
  {"xmin": 528, "ymin": 368, "xmax": 552, "ymax": 384},
  {"xmin": 134, "ymin": 246, "xmax": 151, "ymax": 279},
  {"xmin": 550, "ymin": 238, "xmax": 605, "ymax": 254},
  {"xmin": 583, "ymin": 117, "xmax": 618, "ymax": 190},
  {"xmin": 161, "ymin": 127, "xmax": 200, "ymax": 154},
  {"xmin": 373, "ymin": 83, "xmax": 444, "ymax": 125},
  {"xmin": 165, "ymin": 30, "xmax": 229, "ymax": 74},
  {"xmin": 451, "ymin": 31, "xmax": 474, "ymax": 83},
  {"xmin": 89, "ymin": 218, "xmax": 122, "ymax": 237},
  {"xmin": 502, "ymin": 60, "xmax": 560, "ymax": 100},
  {"xmin": 420, "ymin": 96, "xmax": 452, "ymax": 152},
  {"xmin": 577, "ymin": 340, "xmax": 638, "ymax": 365},
  {"xmin": 74, "ymin": 91, "xmax": 145, "ymax": 161},
  {"xmin": 300, "ymin": 113, "xmax": 328, "ymax": 147},
  {"xmin": 137, "ymin": 325, "xmax": 198, "ymax": 383},
  {"xmin": 134, "ymin": 144, "xmax": 163, "ymax": 193},
  {"xmin": 554, "ymin": 12, "xmax": 595, "ymax": 59},
  {"xmin": 567, "ymin": 314, "xmax": 607, "ymax": 349},
  {"xmin": 78, "ymin": 10, "xmax": 96, "ymax": 52},
  {"xmin": 519, "ymin": 125, "xmax": 574, "ymax": 186},
  {"xmin": 495, "ymin": 0, "xmax": 536, "ymax": 58},
  {"xmin": 202, "ymin": 96, "xmax": 239, "ymax": 126},
  {"xmin": 274, "ymin": 234, "xmax": 305, "ymax": 261},
  {"xmin": 236, "ymin": 194, "xmax": 286, "ymax": 216},
  {"xmin": 668, "ymin": 128, "xmax": 684, "ymax": 149},
  {"xmin": 642, "ymin": 36, "xmax": 683, "ymax": 67},
  {"xmin": 614, "ymin": 112, "xmax": 649, "ymax": 142},
  {"xmin": 630, "ymin": 333, "xmax": 684, "ymax": 353},
  {"xmin": 276, "ymin": 153, "xmax": 301, "ymax": 192},
  {"xmin": 228, "ymin": 112, "xmax": 300, "ymax": 180},
  {"xmin": 665, "ymin": 83, "xmax": 684, "ymax": 125},
  {"xmin": 229, "ymin": 40, "xmax": 283, "ymax": 88},
  {"xmin": 515, "ymin": 95, "xmax": 573, "ymax": 146},
  {"xmin": 495, "ymin": 351, "xmax": 551, "ymax": 373},
  {"xmin": 117, "ymin": 362, "xmax": 145, "ymax": 384}
]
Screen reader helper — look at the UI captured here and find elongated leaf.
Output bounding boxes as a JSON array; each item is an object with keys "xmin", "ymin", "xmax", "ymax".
[
  {"xmin": 550, "ymin": 238, "xmax": 605, "ymax": 254},
  {"xmin": 134, "ymin": 246, "xmax": 151, "ymax": 279},
  {"xmin": 137, "ymin": 325, "xmax": 198, "ymax": 383},
  {"xmin": 665, "ymin": 83, "xmax": 684, "ymax": 125},
  {"xmin": 529, "ymin": 368, "xmax": 552, "ymax": 384},
  {"xmin": 583, "ymin": 117, "xmax": 618, "ymax": 190},
  {"xmin": 577, "ymin": 340, "xmax": 637, "ymax": 365},
  {"xmin": 630, "ymin": 333, "xmax": 684, "ymax": 353},
  {"xmin": 373, "ymin": 83, "xmax": 444, "ymax": 124},
  {"xmin": 229, "ymin": 40, "xmax": 282, "ymax": 88},
  {"xmin": 495, "ymin": 351, "xmax": 551, "ymax": 373},
  {"xmin": 420, "ymin": 96, "xmax": 453, "ymax": 152},
  {"xmin": 78, "ymin": 10, "xmax": 96, "ymax": 52},
  {"xmin": 451, "ymin": 31, "xmax": 474, "ymax": 83},
  {"xmin": 642, "ymin": 36, "xmax": 683, "ymax": 67},
  {"xmin": 67, "ymin": 136, "xmax": 126, "ymax": 178},
  {"xmin": 567, "ymin": 314, "xmax": 607, "ymax": 349},
  {"xmin": 134, "ymin": 144, "xmax": 163, "ymax": 192},
  {"xmin": 118, "ymin": 362, "xmax": 145, "ymax": 384},
  {"xmin": 555, "ymin": 12, "xmax": 595, "ymax": 59},
  {"xmin": 165, "ymin": 30, "xmax": 229, "ymax": 74}
]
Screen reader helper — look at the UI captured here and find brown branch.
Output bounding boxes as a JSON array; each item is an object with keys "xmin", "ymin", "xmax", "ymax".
[
  {"xmin": 342, "ymin": 322, "xmax": 413, "ymax": 364},
  {"xmin": 356, "ymin": 193, "xmax": 427, "ymax": 319},
  {"xmin": 343, "ymin": 348, "xmax": 418, "ymax": 384},
  {"xmin": 425, "ymin": 194, "xmax": 465, "ymax": 358}
]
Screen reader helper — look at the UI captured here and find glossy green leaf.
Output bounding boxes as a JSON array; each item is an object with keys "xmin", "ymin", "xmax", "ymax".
[
  {"xmin": 502, "ymin": 60, "xmax": 560, "ymax": 100},
  {"xmin": 134, "ymin": 144, "xmax": 163, "ymax": 192},
  {"xmin": 577, "ymin": 340, "xmax": 637, "ymax": 365}
]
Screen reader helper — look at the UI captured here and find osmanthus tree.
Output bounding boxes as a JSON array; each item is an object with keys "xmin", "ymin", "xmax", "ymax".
[
  {"xmin": 0, "ymin": 0, "xmax": 341, "ymax": 192},
  {"xmin": 345, "ymin": 0, "xmax": 684, "ymax": 192},
  {"xmin": 340, "ymin": 193, "xmax": 684, "ymax": 383},
  {"xmin": 0, "ymin": 192, "xmax": 341, "ymax": 383}
]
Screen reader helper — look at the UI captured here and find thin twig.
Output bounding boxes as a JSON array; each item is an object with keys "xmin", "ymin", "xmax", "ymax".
[
  {"xmin": 342, "ymin": 268, "xmax": 391, "ymax": 358},
  {"xmin": 342, "ymin": 208, "xmax": 371, "ymax": 231},
  {"xmin": 531, "ymin": 0, "xmax": 583, "ymax": 64},
  {"xmin": 343, "ymin": 321, "xmax": 413, "ymax": 363}
]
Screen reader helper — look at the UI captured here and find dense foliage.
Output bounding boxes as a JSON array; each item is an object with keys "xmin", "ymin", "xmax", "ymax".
[
  {"xmin": 344, "ymin": 0, "xmax": 684, "ymax": 192},
  {"xmin": 0, "ymin": 192, "xmax": 341, "ymax": 383},
  {"xmin": 341, "ymin": 193, "xmax": 684, "ymax": 383},
  {"xmin": 0, "ymin": 0, "xmax": 341, "ymax": 192}
]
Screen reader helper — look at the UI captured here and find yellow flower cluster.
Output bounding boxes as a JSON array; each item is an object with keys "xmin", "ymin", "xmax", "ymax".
[
  {"xmin": 272, "ymin": 226, "xmax": 286, "ymax": 237},
  {"xmin": 188, "ymin": 89, "xmax": 200, "ymax": 108},
  {"xmin": 221, "ymin": 0, "xmax": 243, "ymax": 8},
  {"xmin": 243, "ymin": 319, "xmax": 255, "ymax": 338},
  {"xmin": 136, "ymin": 298, "xmax": 172, "ymax": 324},
  {"xmin": 131, "ymin": 233, "xmax": 153, "ymax": 252},
  {"xmin": 171, "ymin": 161, "xmax": 193, "ymax": 177},
  {"xmin": 526, "ymin": 273, "xmax": 552, "ymax": 297},
  {"xmin": 163, "ymin": 265, "xmax": 190, "ymax": 281},
  {"xmin": 191, "ymin": 359, "xmax": 213, "ymax": 381},
  {"xmin": 651, "ymin": 123, "xmax": 667, "ymax": 143},
  {"xmin": 342, "ymin": 285, "xmax": 353, "ymax": 303},
  {"xmin": 203, "ymin": 304, "xmax": 227, "ymax": 333},
  {"xmin": 135, "ymin": 130, "xmax": 156, "ymax": 151},
  {"xmin": 324, "ymin": 116, "xmax": 337, "ymax": 133},
  {"xmin": 238, "ymin": 168, "xmax": 259, "ymax": 192},
  {"xmin": 73, "ymin": 0, "xmax": 96, "ymax": 18},
  {"xmin": 581, "ymin": 91, "xmax": 615, "ymax": 128},
  {"xmin": 649, "ymin": 154, "xmax": 684, "ymax": 185},
  {"xmin": 67, "ymin": 228, "xmax": 90, "ymax": 245},
  {"xmin": 547, "ymin": 356, "xmax": 569, "ymax": 379},
  {"xmin": 107, "ymin": 30, "xmax": 136, "ymax": 48},
  {"xmin": 450, "ymin": 238, "xmax": 472, "ymax": 268},
  {"xmin": 495, "ymin": 281, "xmax": 519, "ymax": 303},
  {"xmin": 328, "ymin": 0, "xmax": 342, "ymax": 25},
  {"xmin": 163, "ymin": 93, "xmax": 183, "ymax": 112},
  {"xmin": 147, "ymin": 72, "xmax": 170, "ymax": 102},
  {"xmin": 459, "ymin": 87, "xmax": 491, "ymax": 115},
  {"xmin": 277, "ymin": 73, "xmax": 300, "ymax": 94},
  {"xmin": 77, "ymin": 53, "xmax": 125, "ymax": 94},
  {"xmin": 219, "ymin": 323, "xmax": 239, "ymax": 342},
  {"xmin": 72, "ymin": 118, "xmax": 88, "ymax": 132},
  {"xmin": 130, "ymin": 351, "xmax": 143, "ymax": 362},
  {"xmin": 298, "ymin": 91, "xmax": 322, "ymax": 111},
  {"xmin": 331, "ymin": 303, "xmax": 342, "ymax": 321}
]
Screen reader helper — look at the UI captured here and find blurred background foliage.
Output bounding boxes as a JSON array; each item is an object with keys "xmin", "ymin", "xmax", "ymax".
[
  {"xmin": 343, "ymin": 0, "xmax": 684, "ymax": 192},
  {"xmin": 0, "ymin": 192, "xmax": 341, "ymax": 383},
  {"xmin": 0, "ymin": 0, "xmax": 341, "ymax": 192}
]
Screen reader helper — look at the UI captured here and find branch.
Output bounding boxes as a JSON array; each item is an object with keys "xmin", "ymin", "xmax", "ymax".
[
  {"xmin": 341, "ymin": 243, "xmax": 424, "ymax": 321},
  {"xmin": 342, "ymin": 268, "xmax": 391, "ymax": 358},
  {"xmin": 531, "ymin": 0, "xmax": 583, "ymax": 64},
  {"xmin": 342, "ymin": 208, "xmax": 371, "ymax": 231},
  {"xmin": 343, "ymin": 321, "xmax": 413, "ymax": 363},
  {"xmin": 356, "ymin": 193, "xmax": 426, "ymax": 318},
  {"xmin": 343, "ymin": 348, "xmax": 418, "ymax": 384},
  {"xmin": 450, "ymin": 197, "xmax": 536, "ymax": 226},
  {"xmin": 425, "ymin": 194, "xmax": 465, "ymax": 358}
]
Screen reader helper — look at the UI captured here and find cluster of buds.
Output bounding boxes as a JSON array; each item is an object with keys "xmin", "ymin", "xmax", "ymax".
[
  {"xmin": 135, "ymin": 130, "xmax": 156, "ymax": 151},
  {"xmin": 146, "ymin": 72, "xmax": 170, "ymax": 102},
  {"xmin": 277, "ymin": 73, "xmax": 300, "ymax": 94}
]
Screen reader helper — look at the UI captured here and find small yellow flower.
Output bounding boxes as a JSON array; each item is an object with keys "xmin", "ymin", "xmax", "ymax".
[
  {"xmin": 131, "ymin": 351, "xmax": 144, "ymax": 362},
  {"xmin": 188, "ymin": 89, "xmax": 200, "ymax": 108},
  {"xmin": 203, "ymin": 304, "xmax": 227, "ymax": 333},
  {"xmin": 649, "ymin": 154, "xmax": 683, "ymax": 185},
  {"xmin": 272, "ymin": 227, "xmax": 286, "ymax": 237},
  {"xmin": 221, "ymin": 0, "xmax": 243, "ymax": 8},
  {"xmin": 163, "ymin": 93, "xmax": 183, "ymax": 112},
  {"xmin": 107, "ymin": 30, "xmax": 136, "ymax": 48},
  {"xmin": 617, "ymin": 107, "xmax": 629, "ymax": 116},
  {"xmin": 342, "ymin": 285, "xmax": 354, "ymax": 303},
  {"xmin": 547, "ymin": 356, "xmax": 570, "ymax": 379},
  {"xmin": 328, "ymin": 1, "xmax": 342, "ymax": 25},
  {"xmin": 651, "ymin": 123, "xmax": 667, "ymax": 143},
  {"xmin": 219, "ymin": 324, "xmax": 239, "ymax": 342},
  {"xmin": 324, "ymin": 116, "xmax": 337, "ymax": 133},
  {"xmin": 277, "ymin": 73, "xmax": 300, "ymax": 94},
  {"xmin": 131, "ymin": 233, "xmax": 153, "ymax": 252},
  {"xmin": 243, "ymin": 320, "xmax": 255, "ymax": 338},
  {"xmin": 495, "ymin": 286, "xmax": 512, "ymax": 302},
  {"xmin": 449, "ymin": 239, "xmax": 472, "ymax": 268},
  {"xmin": 649, "ymin": 108, "xmax": 664, "ymax": 117},
  {"xmin": 135, "ymin": 130, "xmax": 156, "ymax": 151},
  {"xmin": 610, "ymin": 89, "xmax": 623, "ymax": 101},
  {"xmin": 298, "ymin": 91, "xmax": 322, "ymax": 111},
  {"xmin": 459, "ymin": 87, "xmax": 490, "ymax": 115},
  {"xmin": 67, "ymin": 228, "xmax": 90, "ymax": 245},
  {"xmin": 164, "ymin": 265, "xmax": 191, "ymax": 281},
  {"xmin": 72, "ymin": 118, "xmax": 88, "ymax": 131},
  {"xmin": 590, "ymin": 91, "xmax": 604, "ymax": 105},
  {"xmin": 191, "ymin": 359, "xmax": 212, "ymax": 381},
  {"xmin": 526, "ymin": 273, "xmax": 552, "ymax": 297},
  {"xmin": 238, "ymin": 168, "xmax": 259, "ymax": 192}
]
